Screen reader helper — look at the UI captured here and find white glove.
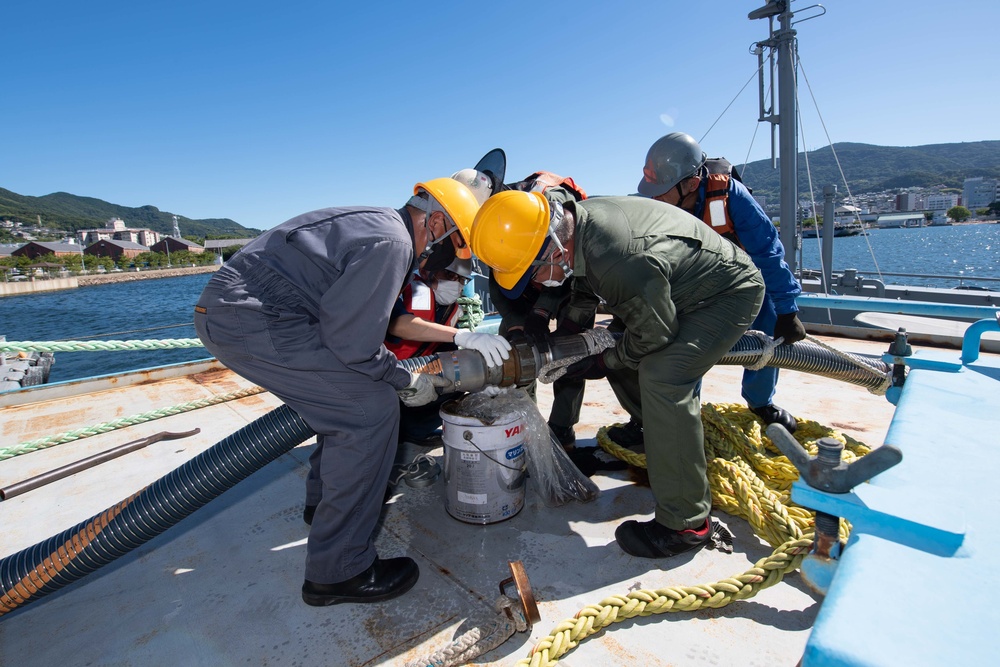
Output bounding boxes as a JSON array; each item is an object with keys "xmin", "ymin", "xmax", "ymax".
[
  {"xmin": 480, "ymin": 385, "xmax": 506, "ymax": 397},
  {"xmin": 454, "ymin": 330, "xmax": 512, "ymax": 368},
  {"xmin": 397, "ymin": 372, "xmax": 450, "ymax": 407}
]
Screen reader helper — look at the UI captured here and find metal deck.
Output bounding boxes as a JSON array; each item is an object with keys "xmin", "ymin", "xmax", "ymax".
[{"xmin": 0, "ymin": 334, "xmax": 906, "ymax": 666}]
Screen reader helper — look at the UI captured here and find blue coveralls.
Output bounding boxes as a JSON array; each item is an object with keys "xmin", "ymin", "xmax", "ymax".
[
  {"xmin": 692, "ymin": 178, "xmax": 801, "ymax": 409},
  {"xmin": 194, "ymin": 206, "xmax": 414, "ymax": 585}
]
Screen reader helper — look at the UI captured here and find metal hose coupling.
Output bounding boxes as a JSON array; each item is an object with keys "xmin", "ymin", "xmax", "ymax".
[{"xmin": 397, "ymin": 329, "xmax": 619, "ymax": 394}]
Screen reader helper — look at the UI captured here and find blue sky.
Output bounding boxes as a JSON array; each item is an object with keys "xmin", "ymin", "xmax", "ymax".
[{"xmin": 3, "ymin": 1, "xmax": 997, "ymax": 231}]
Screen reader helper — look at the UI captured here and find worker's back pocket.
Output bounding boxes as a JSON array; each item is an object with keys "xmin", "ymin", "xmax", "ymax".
[{"xmin": 195, "ymin": 306, "xmax": 272, "ymax": 362}]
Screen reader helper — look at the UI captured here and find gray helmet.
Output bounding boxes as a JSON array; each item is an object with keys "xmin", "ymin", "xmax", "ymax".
[{"xmin": 637, "ymin": 132, "xmax": 707, "ymax": 197}]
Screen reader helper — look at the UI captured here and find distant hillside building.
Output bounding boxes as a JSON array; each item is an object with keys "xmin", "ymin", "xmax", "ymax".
[
  {"xmin": 895, "ymin": 193, "xmax": 918, "ymax": 211},
  {"xmin": 11, "ymin": 241, "xmax": 86, "ymax": 259},
  {"xmin": 150, "ymin": 237, "xmax": 204, "ymax": 255},
  {"xmin": 925, "ymin": 194, "xmax": 959, "ymax": 211},
  {"xmin": 203, "ymin": 238, "xmax": 254, "ymax": 252},
  {"xmin": 85, "ymin": 239, "xmax": 148, "ymax": 261},
  {"xmin": 79, "ymin": 218, "xmax": 162, "ymax": 247},
  {"xmin": 962, "ymin": 178, "xmax": 997, "ymax": 209},
  {"xmin": 877, "ymin": 213, "xmax": 926, "ymax": 229}
]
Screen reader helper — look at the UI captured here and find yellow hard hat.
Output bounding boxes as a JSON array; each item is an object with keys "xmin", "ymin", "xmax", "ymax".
[
  {"xmin": 470, "ymin": 190, "xmax": 550, "ymax": 290},
  {"xmin": 414, "ymin": 178, "xmax": 481, "ymax": 259}
]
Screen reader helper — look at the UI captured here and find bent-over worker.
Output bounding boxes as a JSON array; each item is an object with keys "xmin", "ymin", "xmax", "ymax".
[
  {"xmin": 194, "ymin": 178, "xmax": 487, "ymax": 606},
  {"xmin": 469, "ymin": 192, "xmax": 764, "ymax": 559}
]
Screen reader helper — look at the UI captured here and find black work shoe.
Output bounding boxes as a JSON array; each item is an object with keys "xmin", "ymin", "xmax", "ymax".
[
  {"xmin": 607, "ymin": 419, "xmax": 644, "ymax": 448},
  {"xmin": 302, "ymin": 557, "xmax": 419, "ymax": 606},
  {"xmin": 749, "ymin": 403, "xmax": 798, "ymax": 434},
  {"xmin": 548, "ymin": 423, "xmax": 576, "ymax": 449},
  {"xmin": 401, "ymin": 432, "xmax": 443, "ymax": 448},
  {"xmin": 303, "ymin": 504, "xmax": 317, "ymax": 526},
  {"xmin": 615, "ymin": 518, "xmax": 712, "ymax": 559}
]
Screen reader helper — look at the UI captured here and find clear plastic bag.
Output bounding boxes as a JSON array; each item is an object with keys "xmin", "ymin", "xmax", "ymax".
[{"xmin": 453, "ymin": 388, "xmax": 599, "ymax": 507}]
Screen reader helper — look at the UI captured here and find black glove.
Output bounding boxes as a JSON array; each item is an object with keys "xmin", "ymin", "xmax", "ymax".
[
  {"xmin": 774, "ymin": 312, "xmax": 806, "ymax": 345},
  {"xmin": 522, "ymin": 308, "xmax": 551, "ymax": 344},
  {"xmin": 503, "ymin": 328, "xmax": 528, "ymax": 345},
  {"xmin": 552, "ymin": 318, "xmax": 584, "ymax": 338},
  {"xmin": 562, "ymin": 354, "xmax": 608, "ymax": 381}
]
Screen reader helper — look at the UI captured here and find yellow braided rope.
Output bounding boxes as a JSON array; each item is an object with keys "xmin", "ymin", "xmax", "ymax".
[{"xmin": 516, "ymin": 402, "xmax": 868, "ymax": 667}]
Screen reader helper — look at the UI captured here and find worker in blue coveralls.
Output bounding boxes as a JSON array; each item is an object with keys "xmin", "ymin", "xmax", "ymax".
[
  {"xmin": 194, "ymin": 178, "xmax": 507, "ymax": 607},
  {"xmin": 622, "ymin": 132, "xmax": 805, "ymax": 446}
]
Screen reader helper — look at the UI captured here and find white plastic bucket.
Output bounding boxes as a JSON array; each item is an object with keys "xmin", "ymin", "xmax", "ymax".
[{"xmin": 440, "ymin": 400, "xmax": 526, "ymax": 524}]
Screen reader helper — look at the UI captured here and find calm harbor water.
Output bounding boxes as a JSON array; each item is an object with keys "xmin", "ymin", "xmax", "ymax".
[
  {"xmin": 798, "ymin": 222, "xmax": 1000, "ymax": 288},
  {"xmin": 2, "ymin": 273, "xmax": 215, "ymax": 384},
  {"xmin": 2, "ymin": 223, "xmax": 998, "ymax": 384}
]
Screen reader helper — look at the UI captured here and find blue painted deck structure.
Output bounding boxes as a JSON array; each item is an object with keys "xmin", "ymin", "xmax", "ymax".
[{"xmin": 795, "ymin": 315, "xmax": 1000, "ymax": 666}]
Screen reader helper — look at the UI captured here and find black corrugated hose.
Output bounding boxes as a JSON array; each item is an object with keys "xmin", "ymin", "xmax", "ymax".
[
  {"xmin": 0, "ymin": 334, "xmax": 890, "ymax": 618},
  {"xmin": 0, "ymin": 404, "xmax": 315, "ymax": 617},
  {"xmin": 721, "ymin": 332, "xmax": 891, "ymax": 392}
]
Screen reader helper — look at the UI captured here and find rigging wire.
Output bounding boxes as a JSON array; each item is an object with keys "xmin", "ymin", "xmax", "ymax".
[
  {"xmin": 698, "ymin": 63, "xmax": 764, "ymax": 147},
  {"xmin": 740, "ymin": 110, "xmax": 765, "ymax": 181},
  {"xmin": 693, "ymin": 59, "xmax": 769, "ymax": 208},
  {"xmin": 797, "ymin": 56, "xmax": 884, "ymax": 281},
  {"xmin": 54, "ymin": 322, "xmax": 195, "ymax": 341},
  {"xmin": 787, "ymin": 41, "xmax": 825, "ymax": 292},
  {"xmin": 796, "ymin": 93, "xmax": 826, "ymax": 294}
]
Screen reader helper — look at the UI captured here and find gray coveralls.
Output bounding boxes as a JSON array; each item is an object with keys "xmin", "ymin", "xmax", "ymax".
[
  {"xmin": 194, "ymin": 206, "xmax": 414, "ymax": 584},
  {"xmin": 559, "ymin": 197, "xmax": 765, "ymax": 530}
]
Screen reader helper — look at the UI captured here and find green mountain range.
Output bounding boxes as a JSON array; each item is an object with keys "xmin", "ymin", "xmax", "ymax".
[
  {"xmin": 3, "ymin": 139, "xmax": 999, "ymax": 236},
  {"xmin": 0, "ymin": 188, "xmax": 262, "ymax": 239},
  {"xmin": 734, "ymin": 140, "xmax": 1000, "ymax": 201}
]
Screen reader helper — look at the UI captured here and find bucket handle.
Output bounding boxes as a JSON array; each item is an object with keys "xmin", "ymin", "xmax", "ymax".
[{"xmin": 462, "ymin": 431, "xmax": 525, "ymax": 472}]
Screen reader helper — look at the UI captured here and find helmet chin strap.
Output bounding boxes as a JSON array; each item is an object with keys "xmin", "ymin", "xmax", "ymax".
[{"xmin": 408, "ymin": 193, "xmax": 458, "ymax": 261}]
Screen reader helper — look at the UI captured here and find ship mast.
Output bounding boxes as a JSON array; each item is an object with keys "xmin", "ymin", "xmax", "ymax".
[
  {"xmin": 750, "ymin": 1, "xmax": 826, "ymax": 275},
  {"xmin": 750, "ymin": 0, "xmax": 799, "ymax": 273}
]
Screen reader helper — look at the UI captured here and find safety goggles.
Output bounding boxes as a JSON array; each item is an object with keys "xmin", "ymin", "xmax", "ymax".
[
  {"xmin": 440, "ymin": 270, "xmax": 471, "ymax": 286},
  {"xmin": 528, "ymin": 203, "xmax": 573, "ymax": 282}
]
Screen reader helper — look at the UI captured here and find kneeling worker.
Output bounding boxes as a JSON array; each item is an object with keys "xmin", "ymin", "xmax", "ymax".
[
  {"xmin": 387, "ymin": 257, "xmax": 511, "ymax": 446},
  {"xmin": 469, "ymin": 192, "xmax": 764, "ymax": 560}
]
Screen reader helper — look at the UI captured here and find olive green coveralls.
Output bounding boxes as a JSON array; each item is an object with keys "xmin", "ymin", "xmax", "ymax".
[{"xmin": 559, "ymin": 197, "xmax": 764, "ymax": 530}]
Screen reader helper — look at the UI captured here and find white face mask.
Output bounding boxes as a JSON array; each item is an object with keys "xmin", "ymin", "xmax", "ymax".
[
  {"xmin": 540, "ymin": 277, "xmax": 566, "ymax": 288},
  {"xmin": 433, "ymin": 279, "xmax": 463, "ymax": 305}
]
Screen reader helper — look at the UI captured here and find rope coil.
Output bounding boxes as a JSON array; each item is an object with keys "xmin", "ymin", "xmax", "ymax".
[{"xmin": 516, "ymin": 403, "xmax": 869, "ymax": 666}]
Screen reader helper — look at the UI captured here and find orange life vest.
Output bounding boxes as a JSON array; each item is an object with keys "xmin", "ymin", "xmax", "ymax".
[
  {"xmin": 516, "ymin": 171, "xmax": 588, "ymax": 201},
  {"xmin": 385, "ymin": 279, "xmax": 461, "ymax": 360},
  {"xmin": 698, "ymin": 159, "xmax": 742, "ymax": 248}
]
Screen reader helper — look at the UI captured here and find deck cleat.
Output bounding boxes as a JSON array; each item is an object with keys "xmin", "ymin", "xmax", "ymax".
[
  {"xmin": 498, "ymin": 560, "xmax": 540, "ymax": 629},
  {"xmin": 766, "ymin": 424, "xmax": 903, "ymax": 595}
]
